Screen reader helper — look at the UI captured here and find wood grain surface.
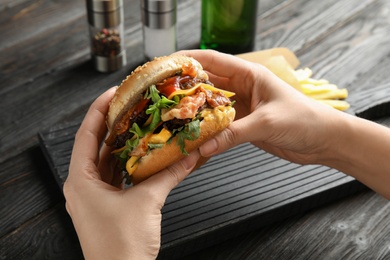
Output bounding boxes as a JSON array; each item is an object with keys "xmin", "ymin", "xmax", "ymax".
[{"xmin": 1, "ymin": 0, "xmax": 390, "ymax": 259}]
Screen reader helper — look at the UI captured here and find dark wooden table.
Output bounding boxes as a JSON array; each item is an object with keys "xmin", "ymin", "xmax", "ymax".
[{"xmin": 1, "ymin": 0, "xmax": 390, "ymax": 259}]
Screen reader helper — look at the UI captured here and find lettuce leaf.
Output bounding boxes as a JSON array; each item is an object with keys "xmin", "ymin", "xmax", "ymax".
[
  {"xmin": 142, "ymin": 85, "xmax": 178, "ymax": 134},
  {"xmin": 175, "ymin": 119, "xmax": 201, "ymax": 155}
]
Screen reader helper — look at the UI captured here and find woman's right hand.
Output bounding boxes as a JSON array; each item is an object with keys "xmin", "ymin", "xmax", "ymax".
[
  {"xmin": 179, "ymin": 49, "xmax": 343, "ymax": 165},
  {"xmin": 178, "ymin": 49, "xmax": 390, "ymax": 200}
]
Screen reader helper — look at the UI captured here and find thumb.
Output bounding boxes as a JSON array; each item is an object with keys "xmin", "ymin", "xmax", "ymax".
[
  {"xmin": 199, "ymin": 117, "xmax": 255, "ymax": 157},
  {"xmin": 140, "ymin": 150, "xmax": 201, "ymax": 199}
]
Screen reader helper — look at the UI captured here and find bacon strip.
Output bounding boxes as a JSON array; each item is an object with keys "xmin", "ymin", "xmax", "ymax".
[{"xmin": 161, "ymin": 91, "xmax": 206, "ymax": 121}]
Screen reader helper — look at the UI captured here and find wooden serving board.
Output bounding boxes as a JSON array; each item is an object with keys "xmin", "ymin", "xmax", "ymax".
[{"xmin": 38, "ymin": 83, "xmax": 390, "ymax": 259}]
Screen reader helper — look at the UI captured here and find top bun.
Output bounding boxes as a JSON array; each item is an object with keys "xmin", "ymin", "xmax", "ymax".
[{"xmin": 106, "ymin": 55, "xmax": 209, "ymax": 132}]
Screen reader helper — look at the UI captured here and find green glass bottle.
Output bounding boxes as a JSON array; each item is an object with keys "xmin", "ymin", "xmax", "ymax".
[{"xmin": 200, "ymin": 0, "xmax": 258, "ymax": 54}]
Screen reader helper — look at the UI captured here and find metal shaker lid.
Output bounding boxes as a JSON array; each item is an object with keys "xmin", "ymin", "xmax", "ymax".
[
  {"xmin": 87, "ymin": 0, "xmax": 123, "ymax": 12},
  {"xmin": 141, "ymin": 0, "xmax": 176, "ymax": 13}
]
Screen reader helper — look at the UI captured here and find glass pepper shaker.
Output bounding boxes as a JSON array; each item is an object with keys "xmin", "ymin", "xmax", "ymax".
[
  {"xmin": 86, "ymin": 0, "xmax": 127, "ymax": 72},
  {"xmin": 141, "ymin": 0, "xmax": 177, "ymax": 60}
]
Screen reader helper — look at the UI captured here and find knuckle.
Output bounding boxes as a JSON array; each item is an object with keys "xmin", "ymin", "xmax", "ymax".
[
  {"xmin": 221, "ymin": 125, "xmax": 239, "ymax": 148},
  {"xmin": 165, "ymin": 164, "xmax": 181, "ymax": 186}
]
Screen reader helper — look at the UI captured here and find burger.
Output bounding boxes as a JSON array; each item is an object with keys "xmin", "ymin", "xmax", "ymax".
[{"xmin": 105, "ymin": 54, "xmax": 236, "ymax": 184}]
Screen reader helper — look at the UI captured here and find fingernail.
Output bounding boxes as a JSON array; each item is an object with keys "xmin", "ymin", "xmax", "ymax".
[
  {"xmin": 199, "ymin": 139, "xmax": 218, "ymax": 157},
  {"xmin": 182, "ymin": 150, "xmax": 200, "ymax": 170}
]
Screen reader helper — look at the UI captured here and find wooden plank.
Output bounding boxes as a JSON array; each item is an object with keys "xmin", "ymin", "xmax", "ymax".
[
  {"xmin": 38, "ymin": 122, "xmax": 79, "ymax": 188},
  {"xmin": 0, "ymin": 203, "xmax": 83, "ymax": 260},
  {"xmin": 0, "ymin": 146, "xmax": 63, "ymax": 238},
  {"xmin": 0, "ymin": 0, "xmax": 85, "ymax": 53},
  {"xmin": 255, "ymin": 0, "xmax": 378, "ymax": 51}
]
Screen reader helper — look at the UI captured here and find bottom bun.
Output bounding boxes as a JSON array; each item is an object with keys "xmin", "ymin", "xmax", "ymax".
[{"xmin": 131, "ymin": 105, "xmax": 236, "ymax": 184}]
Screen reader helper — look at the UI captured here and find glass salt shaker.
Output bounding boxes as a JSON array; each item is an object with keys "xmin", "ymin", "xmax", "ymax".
[
  {"xmin": 86, "ymin": 0, "xmax": 127, "ymax": 72},
  {"xmin": 141, "ymin": 0, "xmax": 177, "ymax": 60}
]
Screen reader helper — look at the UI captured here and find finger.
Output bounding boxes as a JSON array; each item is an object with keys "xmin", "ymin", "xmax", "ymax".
[
  {"xmin": 177, "ymin": 49, "xmax": 238, "ymax": 77},
  {"xmin": 139, "ymin": 150, "xmax": 201, "ymax": 199},
  {"xmin": 69, "ymin": 87, "xmax": 116, "ymax": 180},
  {"xmin": 204, "ymin": 72, "xmax": 230, "ymax": 90},
  {"xmin": 178, "ymin": 49, "xmax": 261, "ymax": 102},
  {"xmin": 199, "ymin": 113, "xmax": 263, "ymax": 157},
  {"xmin": 98, "ymin": 143, "xmax": 117, "ymax": 184},
  {"xmin": 177, "ymin": 49, "xmax": 257, "ymax": 81},
  {"xmin": 98, "ymin": 143, "xmax": 124, "ymax": 188},
  {"xmin": 176, "ymin": 50, "xmax": 230, "ymax": 86}
]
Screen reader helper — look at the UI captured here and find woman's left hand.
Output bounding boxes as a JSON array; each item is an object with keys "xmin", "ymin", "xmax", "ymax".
[{"xmin": 64, "ymin": 87, "xmax": 200, "ymax": 260}]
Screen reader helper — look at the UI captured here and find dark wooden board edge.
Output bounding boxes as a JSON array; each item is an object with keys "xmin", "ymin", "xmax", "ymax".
[
  {"xmin": 348, "ymin": 83, "xmax": 390, "ymax": 120},
  {"xmin": 38, "ymin": 121, "xmax": 80, "ymax": 191}
]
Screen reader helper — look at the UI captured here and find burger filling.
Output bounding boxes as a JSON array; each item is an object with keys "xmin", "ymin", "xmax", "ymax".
[{"xmin": 106, "ymin": 63, "xmax": 235, "ymax": 184}]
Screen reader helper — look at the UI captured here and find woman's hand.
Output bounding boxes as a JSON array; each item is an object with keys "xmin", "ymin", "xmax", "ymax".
[
  {"xmin": 64, "ymin": 87, "xmax": 201, "ymax": 259},
  {"xmin": 178, "ymin": 49, "xmax": 342, "ymax": 165},
  {"xmin": 178, "ymin": 49, "xmax": 390, "ymax": 200}
]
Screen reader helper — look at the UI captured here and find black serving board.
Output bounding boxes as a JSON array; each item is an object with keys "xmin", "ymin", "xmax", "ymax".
[{"xmin": 39, "ymin": 84, "xmax": 390, "ymax": 259}]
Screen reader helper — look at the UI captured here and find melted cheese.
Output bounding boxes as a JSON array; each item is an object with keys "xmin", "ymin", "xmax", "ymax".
[
  {"xmin": 201, "ymin": 106, "xmax": 233, "ymax": 123},
  {"xmin": 125, "ymin": 128, "xmax": 172, "ymax": 174},
  {"xmin": 126, "ymin": 156, "xmax": 139, "ymax": 175},
  {"xmin": 149, "ymin": 128, "xmax": 172, "ymax": 144},
  {"xmin": 167, "ymin": 83, "xmax": 235, "ymax": 99}
]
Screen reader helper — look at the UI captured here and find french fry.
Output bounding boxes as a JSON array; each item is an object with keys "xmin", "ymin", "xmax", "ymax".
[
  {"xmin": 305, "ymin": 88, "xmax": 348, "ymax": 100},
  {"xmin": 237, "ymin": 48, "xmax": 351, "ymax": 111},
  {"xmin": 294, "ymin": 68, "xmax": 350, "ymax": 110},
  {"xmin": 301, "ymin": 83, "xmax": 338, "ymax": 94},
  {"xmin": 294, "ymin": 67, "xmax": 313, "ymax": 81}
]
